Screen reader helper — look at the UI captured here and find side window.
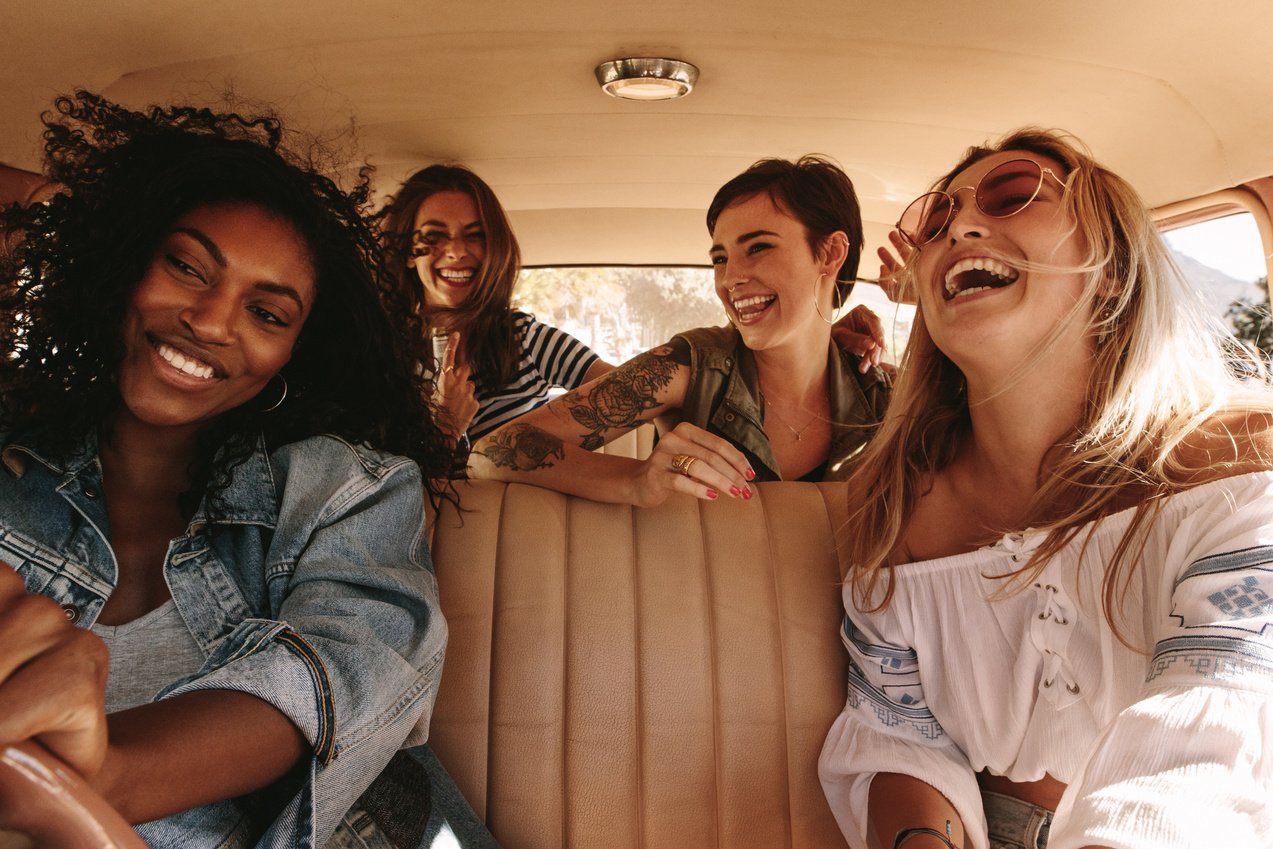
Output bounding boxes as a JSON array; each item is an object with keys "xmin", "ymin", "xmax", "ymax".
[
  {"xmin": 1159, "ymin": 202, "xmax": 1271, "ymax": 357},
  {"xmin": 851, "ymin": 281, "xmax": 916, "ymax": 365},
  {"xmin": 514, "ymin": 267, "xmax": 722, "ymax": 364},
  {"xmin": 515, "ymin": 267, "xmax": 916, "ymax": 366}
]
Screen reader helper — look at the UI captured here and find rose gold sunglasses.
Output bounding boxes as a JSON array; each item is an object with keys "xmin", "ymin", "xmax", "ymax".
[{"xmin": 897, "ymin": 159, "xmax": 1072, "ymax": 248}]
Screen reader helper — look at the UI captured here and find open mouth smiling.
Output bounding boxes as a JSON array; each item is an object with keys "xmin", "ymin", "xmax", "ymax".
[
  {"xmin": 150, "ymin": 337, "xmax": 221, "ymax": 380},
  {"xmin": 732, "ymin": 293, "xmax": 776, "ymax": 322},
  {"xmin": 438, "ymin": 267, "xmax": 476, "ymax": 285},
  {"xmin": 943, "ymin": 257, "xmax": 1019, "ymax": 301}
]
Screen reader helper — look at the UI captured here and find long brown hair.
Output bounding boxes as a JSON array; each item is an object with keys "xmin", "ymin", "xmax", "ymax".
[
  {"xmin": 846, "ymin": 128, "xmax": 1272, "ymax": 638},
  {"xmin": 381, "ymin": 164, "xmax": 522, "ymax": 386}
]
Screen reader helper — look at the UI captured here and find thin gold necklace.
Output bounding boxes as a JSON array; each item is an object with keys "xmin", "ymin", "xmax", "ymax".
[{"xmin": 760, "ymin": 391, "xmax": 817, "ymax": 441}]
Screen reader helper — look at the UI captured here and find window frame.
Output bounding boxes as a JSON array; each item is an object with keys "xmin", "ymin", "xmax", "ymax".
[{"xmin": 1153, "ymin": 186, "xmax": 1273, "ymax": 283}]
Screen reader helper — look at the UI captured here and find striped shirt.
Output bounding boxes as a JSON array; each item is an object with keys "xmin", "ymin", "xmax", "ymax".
[{"xmin": 445, "ymin": 311, "xmax": 600, "ymax": 440}]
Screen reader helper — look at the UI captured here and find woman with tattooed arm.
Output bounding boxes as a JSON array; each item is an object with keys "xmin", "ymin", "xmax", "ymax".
[
  {"xmin": 467, "ymin": 156, "xmax": 891, "ymax": 506},
  {"xmin": 380, "ymin": 162, "xmax": 886, "ymax": 474}
]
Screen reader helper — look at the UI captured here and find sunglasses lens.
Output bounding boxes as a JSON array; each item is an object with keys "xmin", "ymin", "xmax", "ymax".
[
  {"xmin": 976, "ymin": 160, "xmax": 1045, "ymax": 218},
  {"xmin": 899, "ymin": 192, "xmax": 952, "ymax": 246}
]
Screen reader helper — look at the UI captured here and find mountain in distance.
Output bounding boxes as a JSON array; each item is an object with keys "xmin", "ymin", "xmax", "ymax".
[{"xmin": 1169, "ymin": 249, "xmax": 1265, "ymax": 319}]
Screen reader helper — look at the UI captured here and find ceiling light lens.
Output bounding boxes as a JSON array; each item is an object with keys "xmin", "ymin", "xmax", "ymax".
[
  {"xmin": 595, "ymin": 58, "xmax": 698, "ymax": 101},
  {"xmin": 603, "ymin": 78, "xmax": 689, "ymax": 100}
]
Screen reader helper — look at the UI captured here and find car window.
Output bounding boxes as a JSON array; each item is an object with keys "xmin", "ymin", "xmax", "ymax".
[
  {"xmin": 515, "ymin": 266, "xmax": 720, "ymax": 364},
  {"xmin": 1162, "ymin": 212, "xmax": 1270, "ymax": 354},
  {"xmin": 521, "ymin": 212, "xmax": 1271, "ymax": 370},
  {"xmin": 850, "ymin": 281, "xmax": 916, "ymax": 365},
  {"xmin": 516, "ymin": 268, "xmax": 916, "ymax": 366}
]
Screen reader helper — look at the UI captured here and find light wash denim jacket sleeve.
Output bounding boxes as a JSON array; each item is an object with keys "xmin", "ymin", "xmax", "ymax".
[{"xmin": 0, "ymin": 432, "xmax": 447, "ymax": 849}]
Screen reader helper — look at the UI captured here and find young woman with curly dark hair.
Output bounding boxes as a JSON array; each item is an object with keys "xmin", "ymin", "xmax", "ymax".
[{"xmin": 0, "ymin": 91, "xmax": 496, "ymax": 848}]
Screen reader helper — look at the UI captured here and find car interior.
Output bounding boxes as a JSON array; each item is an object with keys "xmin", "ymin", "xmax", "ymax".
[{"xmin": 3, "ymin": 1, "xmax": 1272, "ymax": 847}]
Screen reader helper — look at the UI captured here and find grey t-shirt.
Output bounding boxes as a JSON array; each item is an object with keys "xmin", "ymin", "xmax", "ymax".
[{"xmin": 91, "ymin": 600, "xmax": 205, "ymax": 714}]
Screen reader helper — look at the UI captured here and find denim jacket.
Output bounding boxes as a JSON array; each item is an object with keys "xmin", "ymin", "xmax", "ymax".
[
  {"xmin": 666, "ymin": 325, "xmax": 890, "ymax": 480},
  {"xmin": 0, "ymin": 432, "xmax": 447, "ymax": 849}
]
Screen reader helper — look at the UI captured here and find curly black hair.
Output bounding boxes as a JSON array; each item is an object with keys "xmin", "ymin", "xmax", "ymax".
[{"xmin": 0, "ymin": 91, "xmax": 453, "ymax": 508}]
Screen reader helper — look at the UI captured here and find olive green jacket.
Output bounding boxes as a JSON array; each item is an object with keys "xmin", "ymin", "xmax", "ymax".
[{"xmin": 663, "ymin": 325, "xmax": 890, "ymax": 481}]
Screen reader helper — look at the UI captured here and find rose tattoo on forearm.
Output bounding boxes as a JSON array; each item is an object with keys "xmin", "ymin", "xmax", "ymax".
[
  {"xmin": 477, "ymin": 422, "xmax": 566, "ymax": 471},
  {"xmin": 565, "ymin": 347, "xmax": 679, "ymax": 450}
]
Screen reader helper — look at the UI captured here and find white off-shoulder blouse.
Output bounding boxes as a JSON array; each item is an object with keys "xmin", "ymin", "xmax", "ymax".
[{"xmin": 819, "ymin": 472, "xmax": 1273, "ymax": 849}]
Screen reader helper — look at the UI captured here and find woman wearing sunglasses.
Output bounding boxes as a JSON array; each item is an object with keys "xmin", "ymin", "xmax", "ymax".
[
  {"xmin": 819, "ymin": 128, "xmax": 1273, "ymax": 849},
  {"xmin": 466, "ymin": 155, "xmax": 891, "ymax": 505}
]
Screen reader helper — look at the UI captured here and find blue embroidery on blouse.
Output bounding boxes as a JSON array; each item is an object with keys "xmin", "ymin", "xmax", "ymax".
[
  {"xmin": 1170, "ymin": 545, "xmax": 1273, "ymax": 636},
  {"xmin": 846, "ymin": 661, "xmax": 946, "ymax": 741},
  {"xmin": 1176, "ymin": 545, "xmax": 1273, "ymax": 587},
  {"xmin": 842, "ymin": 615, "xmax": 917, "ymax": 665},
  {"xmin": 1208, "ymin": 575, "xmax": 1273, "ymax": 619},
  {"xmin": 1147, "ymin": 634, "xmax": 1273, "ymax": 684},
  {"xmin": 842, "ymin": 616, "xmax": 945, "ymax": 741}
]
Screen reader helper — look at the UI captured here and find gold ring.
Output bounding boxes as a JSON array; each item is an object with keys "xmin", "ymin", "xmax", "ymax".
[
  {"xmin": 670, "ymin": 453, "xmax": 697, "ymax": 477},
  {"xmin": 441, "ymin": 365, "xmax": 455, "ymax": 375}
]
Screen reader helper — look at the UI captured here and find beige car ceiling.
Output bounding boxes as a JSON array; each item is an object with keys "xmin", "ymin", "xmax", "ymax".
[{"xmin": 4, "ymin": 0, "xmax": 1272, "ymax": 270}]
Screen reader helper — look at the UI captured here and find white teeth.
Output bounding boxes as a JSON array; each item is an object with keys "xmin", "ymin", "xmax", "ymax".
[
  {"xmin": 732, "ymin": 295, "xmax": 776, "ymax": 311},
  {"xmin": 156, "ymin": 342, "xmax": 215, "ymax": 380},
  {"xmin": 944, "ymin": 257, "xmax": 1018, "ymax": 296},
  {"xmin": 438, "ymin": 268, "xmax": 475, "ymax": 282}
]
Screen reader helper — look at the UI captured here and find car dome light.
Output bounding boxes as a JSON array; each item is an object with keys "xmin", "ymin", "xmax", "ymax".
[{"xmin": 594, "ymin": 57, "xmax": 699, "ymax": 101}]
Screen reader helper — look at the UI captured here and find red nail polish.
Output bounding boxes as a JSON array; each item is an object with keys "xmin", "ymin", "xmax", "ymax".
[
  {"xmin": 745, "ymin": 467, "xmax": 756, "ymax": 481},
  {"xmin": 742, "ymin": 487, "xmax": 753, "ymax": 500},
  {"xmin": 729, "ymin": 485, "xmax": 742, "ymax": 497},
  {"xmin": 706, "ymin": 489, "xmax": 718, "ymax": 500}
]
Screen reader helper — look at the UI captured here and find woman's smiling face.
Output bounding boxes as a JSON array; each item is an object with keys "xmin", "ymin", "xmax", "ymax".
[
  {"xmin": 116, "ymin": 202, "xmax": 316, "ymax": 433},
  {"xmin": 911, "ymin": 150, "xmax": 1090, "ymax": 364},
  {"xmin": 409, "ymin": 190, "xmax": 486, "ymax": 309},
  {"xmin": 709, "ymin": 192, "xmax": 839, "ymax": 351}
]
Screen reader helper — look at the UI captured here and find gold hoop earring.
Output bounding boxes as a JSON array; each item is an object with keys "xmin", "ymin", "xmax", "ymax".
[
  {"xmin": 259, "ymin": 375, "xmax": 288, "ymax": 412},
  {"xmin": 812, "ymin": 273, "xmax": 835, "ymax": 325}
]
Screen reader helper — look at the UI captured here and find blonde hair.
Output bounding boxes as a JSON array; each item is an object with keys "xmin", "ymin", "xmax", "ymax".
[{"xmin": 848, "ymin": 128, "xmax": 1273, "ymax": 634}]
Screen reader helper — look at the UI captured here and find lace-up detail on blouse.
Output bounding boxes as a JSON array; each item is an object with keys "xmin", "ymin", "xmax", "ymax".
[
  {"xmin": 820, "ymin": 472, "xmax": 1273, "ymax": 849},
  {"xmin": 986, "ymin": 530, "xmax": 1082, "ymax": 704},
  {"xmin": 1031, "ymin": 579, "xmax": 1080, "ymax": 706},
  {"xmin": 989, "ymin": 529, "xmax": 1043, "ymax": 562}
]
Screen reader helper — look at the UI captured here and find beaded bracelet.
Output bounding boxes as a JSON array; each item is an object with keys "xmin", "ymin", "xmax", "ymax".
[{"xmin": 892, "ymin": 820, "xmax": 957, "ymax": 849}]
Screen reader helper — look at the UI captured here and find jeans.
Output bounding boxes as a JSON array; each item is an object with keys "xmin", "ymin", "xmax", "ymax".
[
  {"xmin": 983, "ymin": 790, "xmax": 1053, "ymax": 849},
  {"xmin": 330, "ymin": 746, "xmax": 501, "ymax": 849}
]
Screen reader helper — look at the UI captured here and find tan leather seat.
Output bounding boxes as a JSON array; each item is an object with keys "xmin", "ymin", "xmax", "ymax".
[
  {"xmin": 429, "ymin": 480, "xmax": 851, "ymax": 849},
  {"xmin": 597, "ymin": 422, "xmax": 656, "ymax": 460}
]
